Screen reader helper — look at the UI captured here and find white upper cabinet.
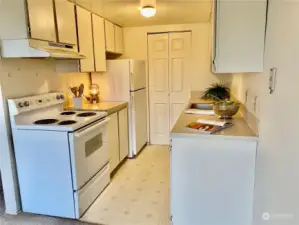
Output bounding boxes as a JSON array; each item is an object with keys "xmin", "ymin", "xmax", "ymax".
[
  {"xmin": 104, "ymin": 20, "xmax": 115, "ymax": 53},
  {"xmin": 212, "ymin": 0, "xmax": 267, "ymax": 73},
  {"xmin": 27, "ymin": 0, "xmax": 57, "ymax": 42},
  {"xmin": 55, "ymin": 0, "xmax": 77, "ymax": 45},
  {"xmin": 114, "ymin": 25, "xmax": 124, "ymax": 54},
  {"xmin": 92, "ymin": 14, "xmax": 107, "ymax": 72},
  {"xmin": 76, "ymin": 6, "xmax": 95, "ymax": 72}
]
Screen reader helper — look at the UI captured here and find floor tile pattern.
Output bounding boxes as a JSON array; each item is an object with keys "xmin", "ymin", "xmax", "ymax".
[{"xmin": 81, "ymin": 145, "xmax": 170, "ymax": 225}]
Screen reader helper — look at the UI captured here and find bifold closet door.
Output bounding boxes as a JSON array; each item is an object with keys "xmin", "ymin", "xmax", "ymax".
[
  {"xmin": 148, "ymin": 32, "xmax": 191, "ymax": 145},
  {"xmin": 169, "ymin": 32, "xmax": 192, "ymax": 129},
  {"xmin": 148, "ymin": 33, "xmax": 170, "ymax": 145}
]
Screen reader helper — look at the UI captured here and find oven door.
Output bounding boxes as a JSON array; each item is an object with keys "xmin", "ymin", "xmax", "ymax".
[{"xmin": 69, "ymin": 118, "xmax": 109, "ymax": 191}]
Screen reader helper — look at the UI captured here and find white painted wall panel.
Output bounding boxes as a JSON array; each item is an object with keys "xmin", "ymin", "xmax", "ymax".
[{"xmin": 231, "ymin": 2, "xmax": 299, "ymax": 225}]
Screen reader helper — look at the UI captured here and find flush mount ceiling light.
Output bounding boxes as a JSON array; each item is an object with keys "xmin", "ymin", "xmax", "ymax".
[
  {"xmin": 141, "ymin": 6, "xmax": 156, "ymax": 18},
  {"xmin": 140, "ymin": 0, "xmax": 156, "ymax": 18}
]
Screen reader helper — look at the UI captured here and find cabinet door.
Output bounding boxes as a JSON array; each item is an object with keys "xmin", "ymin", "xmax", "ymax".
[
  {"xmin": 104, "ymin": 20, "xmax": 115, "ymax": 52},
  {"xmin": 118, "ymin": 108, "xmax": 129, "ymax": 161},
  {"xmin": 114, "ymin": 25, "xmax": 123, "ymax": 54},
  {"xmin": 108, "ymin": 113, "xmax": 120, "ymax": 173},
  {"xmin": 55, "ymin": 0, "xmax": 77, "ymax": 45},
  {"xmin": 213, "ymin": 0, "xmax": 267, "ymax": 73},
  {"xmin": 27, "ymin": 0, "xmax": 56, "ymax": 42},
  {"xmin": 92, "ymin": 14, "xmax": 107, "ymax": 72},
  {"xmin": 171, "ymin": 137, "xmax": 257, "ymax": 225},
  {"xmin": 76, "ymin": 6, "xmax": 95, "ymax": 72}
]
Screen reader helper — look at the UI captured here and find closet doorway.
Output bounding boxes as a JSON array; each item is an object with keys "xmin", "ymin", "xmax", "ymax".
[{"xmin": 148, "ymin": 32, "xmax": 192, "ymax": 145}]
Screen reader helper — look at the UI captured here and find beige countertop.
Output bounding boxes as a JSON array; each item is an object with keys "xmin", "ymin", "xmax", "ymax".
[
  {"xmin": 171, "ymin": 95, "xmax": 258, "ymax": 141},
  {"xmin": 66, "ymin": 102, "xmax": 128, "ymax": 115}
]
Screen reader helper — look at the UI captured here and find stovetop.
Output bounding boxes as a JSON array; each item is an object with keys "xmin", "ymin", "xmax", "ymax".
[
  {"xmin": 8, "ymin": 92, "xmax": 108, "ymax": 132},
  {"xmin": 14, "ymin": 110, "xmax": 107, "ymax": 132}
]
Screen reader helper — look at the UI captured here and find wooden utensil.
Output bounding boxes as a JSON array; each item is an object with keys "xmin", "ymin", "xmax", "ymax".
[
  {"xmin": 70, "ymin": 86, "xmax": 79, "ymax": 97},
  {"xmin": 78, "ymin": 84, "xmax": 84, "ymax": 97}
]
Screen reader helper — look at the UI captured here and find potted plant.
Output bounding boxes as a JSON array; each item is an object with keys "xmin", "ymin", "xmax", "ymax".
[{"xmin": 201, "ymin": 82, "xmax": 230, "ymax": 101}]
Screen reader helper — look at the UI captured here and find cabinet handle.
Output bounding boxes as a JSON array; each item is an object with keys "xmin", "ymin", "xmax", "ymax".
[
  {"xmin": 269, "ymin": 67, "xmax": 277, "ymax": 94},
  {"xmin": 212, "ymin": 59, "xmax": 217, "ymax": 71}
]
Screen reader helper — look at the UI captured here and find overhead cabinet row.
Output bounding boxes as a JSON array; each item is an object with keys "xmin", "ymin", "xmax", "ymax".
[
  {"xmin": 27, "ymin": 0, "xmax": 77, "ymax": 45},
  {"xmin": 76, "ymin": 8, "xmax": 124, "ymax": 72},
  {"xmin": 0, "ymin": 0, "xmax": 123, "ymax": 71},
  {"xmin": 0, "ymin": 0, "xmax": 78, "ymax": 48}
]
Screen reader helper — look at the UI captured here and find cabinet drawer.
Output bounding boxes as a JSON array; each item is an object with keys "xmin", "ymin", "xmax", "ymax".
[{"xmin": 74, "ymin": 164, "xmax": 110, "ymax": 218}]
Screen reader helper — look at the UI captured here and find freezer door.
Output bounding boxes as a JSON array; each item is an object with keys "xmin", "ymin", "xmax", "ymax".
[
  {"xmin": 130, "ymin": 60, "xmax": 146, "ymax": 91},
  {"xmin": 130, "ymin": 88, "xmax": 148, "ymax": 156}
]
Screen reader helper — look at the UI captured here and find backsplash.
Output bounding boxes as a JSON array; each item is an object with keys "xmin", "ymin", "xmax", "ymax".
[
  {"xmin": 0, "ymin": 59, "xmax": 91, "ymax": 106},
  {"xmin": 231, "ymin": 73, "xmax": 261, "ymax": 135}
]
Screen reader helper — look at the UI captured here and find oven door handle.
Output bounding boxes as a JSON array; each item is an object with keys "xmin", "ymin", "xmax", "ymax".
[{"xmin": 74, "ymin": 117, "xmax": 110, "ymax": 138}]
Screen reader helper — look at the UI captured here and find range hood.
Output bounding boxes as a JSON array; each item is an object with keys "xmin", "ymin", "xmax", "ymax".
[{"xmin": 0, "ymin": 39, "xmax": 85, "ymax": 59}]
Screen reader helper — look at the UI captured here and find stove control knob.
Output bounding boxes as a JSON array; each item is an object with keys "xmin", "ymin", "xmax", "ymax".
[
  {"xmin": 24, "ymin": 101, "xmax": 30, "ymax": 107},
  {"xmin": 60, "ymin": 95, "xmax": 65, "ymax": 100},
  {"xmin": 18, "ymin": 102, "xmax": 24, "ymax": 108},
  {"xmin": 56, "ymin": 95, "xmax": 61, "ymax": 100}
]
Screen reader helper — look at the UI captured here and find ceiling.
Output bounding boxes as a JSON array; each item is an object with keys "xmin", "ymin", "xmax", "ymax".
[{"xmin": 72, "ymin": 0, "xmax": 212, "ymax": 27}]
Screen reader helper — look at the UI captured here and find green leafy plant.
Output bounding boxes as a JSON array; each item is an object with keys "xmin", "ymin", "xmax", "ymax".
[{"xmin": 201, "ymin": 82, "xmax": 230, "ymax": 101}]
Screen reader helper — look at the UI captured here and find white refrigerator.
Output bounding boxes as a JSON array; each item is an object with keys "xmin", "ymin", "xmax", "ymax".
[{"xmin": 92, "ymin": 59, "xmax": 148, "ymax": 157}]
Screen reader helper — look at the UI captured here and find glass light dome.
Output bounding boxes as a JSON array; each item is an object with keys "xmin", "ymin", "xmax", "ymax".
[{"xmin": 141, "ymin": 6, "xmax": 156, "ymax": 18}]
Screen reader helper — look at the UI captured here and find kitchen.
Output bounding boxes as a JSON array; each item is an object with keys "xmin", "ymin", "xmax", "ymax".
[{"xmin": 0, "ymin": 0, "xmax": 299, "ymax": 225}]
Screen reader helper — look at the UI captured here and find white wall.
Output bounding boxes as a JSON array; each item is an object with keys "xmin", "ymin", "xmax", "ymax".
[
  {"xmin": 233, "ymin": 1, "xmax": 299, "ymax": 225},
  {"xmin": 123, "ymin": 23, "xmax": 232, "ymax": 91},
  {"xmin": 0, "ymin": 58, "xmax": 90, "ymax": 214}
]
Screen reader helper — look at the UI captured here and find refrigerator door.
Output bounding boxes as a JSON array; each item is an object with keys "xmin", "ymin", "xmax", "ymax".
[
  {"xmin": 92, "ymin": 60, "xmax": 131, "ymax": 101},
  {"xmin": 130, "ymin": 60, "xmax": 146, "ymax": 91},
  {"xmin": 129, "ymin": 88, "xmax": 148, "ymax": 156}
]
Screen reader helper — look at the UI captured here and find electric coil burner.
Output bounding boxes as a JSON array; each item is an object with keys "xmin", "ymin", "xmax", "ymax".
[
  {"xmin": 61, "ymin": 111, "xmax": 76, "ymax": 115},
  {"xmin": 77, "ymin": 112, "xmax": 97, "ymax": 117},
  {"xmin": 34, "ymin": 119, "xmax": 58, "ymax": 125},
  {"xmin": 58, "ymin": 120, "xmax": 77, "ymax": 125}
]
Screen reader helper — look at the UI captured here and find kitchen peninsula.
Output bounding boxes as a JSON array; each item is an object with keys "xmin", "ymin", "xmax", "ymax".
[{"xmin": 170, "ymin": 95, "xmax": 258, "ymax": 225}]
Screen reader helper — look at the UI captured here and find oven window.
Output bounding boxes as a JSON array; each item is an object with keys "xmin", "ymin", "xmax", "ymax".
[{"xmin": 85, "ymin": 133, "xmax": 103, "ymax": 157}]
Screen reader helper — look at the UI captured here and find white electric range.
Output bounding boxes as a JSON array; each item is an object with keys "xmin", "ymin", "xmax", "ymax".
[{"xmin": 8, "ymin": 92, "xmax": 110, "ymax": 219}]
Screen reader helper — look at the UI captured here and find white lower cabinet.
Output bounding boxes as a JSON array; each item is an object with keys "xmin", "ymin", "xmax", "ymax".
[
  {"xmin": 108, "ymin": 108, "xmax": 129, "ymax": 174},
  {"xmin": 118, "ymin": 108, "xmax": 129, "ymax": 161},
  {"xmin": 108, "ymin": 112, "xmax": 120, "ymax": 173},
  {"xmin": 171, "ymin": 136, "xmax": 257, "ymax": 225}
]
